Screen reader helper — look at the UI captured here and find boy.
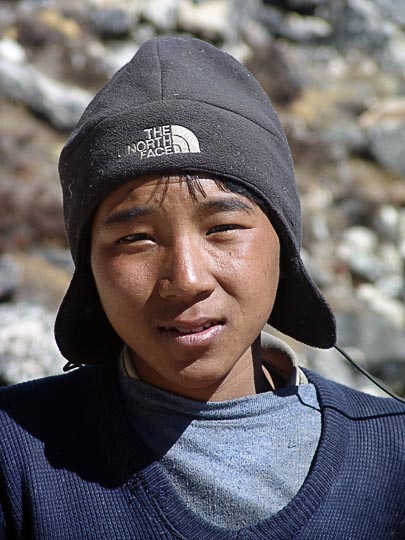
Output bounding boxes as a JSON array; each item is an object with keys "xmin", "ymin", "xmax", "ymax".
[{"xmin": 0, "ymin": 36, "xmax": 404, "ymax": 539}]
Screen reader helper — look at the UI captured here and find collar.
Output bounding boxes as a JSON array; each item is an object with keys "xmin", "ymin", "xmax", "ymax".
[{"xmin": 260, "ymin": 332, "xmax": 307, "ymax": 386}]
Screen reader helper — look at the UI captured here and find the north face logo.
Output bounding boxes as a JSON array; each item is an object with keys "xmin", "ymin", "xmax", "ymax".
[{"xmin": 127, "ymin": 125, "xmax": 201, "ymax": 160}]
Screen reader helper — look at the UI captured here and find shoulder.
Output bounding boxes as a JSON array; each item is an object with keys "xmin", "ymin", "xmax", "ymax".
[
  {"xmin": 0, "ymin": 362, "xmax": 118, "ymax": 457},
  {"xmin": 304, "ymin": 370, "xmax": 405, "ymax": 466},
  {"xmin": 0, "ymin": 362, "xmax": 124, "ymax": 535},
  {"xmin": 0, "ymin": 363, "xmax": 105, "ymax": 415},
  {"xmin": 304, "ymin": 369, "xmax": 405, "ymax": 519},
  {"xmin": 305, "ymin": 368, "xmax": 405, "ymax": 416}
]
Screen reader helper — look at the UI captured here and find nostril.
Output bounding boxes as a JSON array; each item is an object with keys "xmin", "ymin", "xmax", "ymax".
[{"xmin": 158, "ymin": 266, "xmax": 215, "ymax": 300}]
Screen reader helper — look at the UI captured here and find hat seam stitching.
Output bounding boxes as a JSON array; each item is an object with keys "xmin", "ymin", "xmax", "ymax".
[{"xmin": 155, "ymin": 38, "xmax": 164, "ymax": 102}]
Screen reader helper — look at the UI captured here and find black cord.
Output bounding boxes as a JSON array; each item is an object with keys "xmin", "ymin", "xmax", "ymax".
[
  {"xmin": 63, "ymin": 361, "xmax": 83, "ymax": 372},
  {"xmin": 334, "ymin": 345, "xmax": 405, "ymax": 405}
]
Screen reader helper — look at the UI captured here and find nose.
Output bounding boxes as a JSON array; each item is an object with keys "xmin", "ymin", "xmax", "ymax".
[{"xmin": 158, "ymin": 238, "xmax": 215, "ymax": 301}]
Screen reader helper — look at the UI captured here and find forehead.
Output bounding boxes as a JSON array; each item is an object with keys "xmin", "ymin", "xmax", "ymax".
[{"xmin": 93, "ymin": 174, "xmax": 259, "ymax": 221}]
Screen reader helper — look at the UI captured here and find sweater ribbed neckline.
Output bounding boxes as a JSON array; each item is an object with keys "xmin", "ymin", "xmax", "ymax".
[
  {"xmin": 99, "ymin": 363, "xmax": 350, "ymax": 540},
  {"xmin": 120, "ymin": 376, "xmax": 306, "ymax": 420}
]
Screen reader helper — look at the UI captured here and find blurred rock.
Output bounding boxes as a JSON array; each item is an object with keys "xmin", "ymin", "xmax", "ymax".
[
  {"xmin": 259, "ymin": 3, "xmax": 284, "ymax": 35},
  {"xmin": 378, "ymin": 28, "xmax": 405, "ymax": 77},
  {"xmin": 375, "ymin": 133, "xmax": 405, "ymax": 176},
  {"xmin": 373, "ymin": 0, "xmax": 405, "ymax": 27},
  {"xmin": 400, "ymin": 209, "xmax": 405, "ymax": 264},
  {"xmin": 373, "ymin": 205, "xmax": 402, "ymax": 244},
  {"xmin": 0, "ymin": 171, "xmax": 65, "ymax": 251},
  {"xmin": 0, "ymin": 40, "xmax": 91, "ymax": 131},
  {"xmin": 337, "ymin": 226, "xmax": 401, "ymax": 283},
  {"xmin": 322, "ymin": 119, "xmax": 366, "ymax": 157},
  {"xmin": 0, "ymin": 99, "xmax": 66, "ymax": 251},
  {"xmin": 0, "ymin": 38, "xmax": 26, "ymax": 64},
  {"xmin": 86, "ymin": 5, "xmax": 138, "ymax": 38},
  {"xmin": 281, "ymin": 0, "xmax": 329, "ymax": 12},
  {"xmin": 36, "ymin": 248, "xmax": 74, "ymax": 273},
  {"xmin": 360, "ymin": 98, "xmax": 405, "ymax": 174},
  {"xmin": 102, "ymin": 41, "xmax": 138, "ymax": 76},
  {"xmin": 178, "ymin": 0, "xmax": 233, "ymax": 41},
  {"xmin": 375, "ymin": 275, "xmax": 404, "ymax": 301},
  {"xmin": 36, "ymin": 8, "xmax": 83, "ymax": 42},
  {"xmin": 279, "ymin": 13, "xmax": 331, "ymax": 42},
  {"xmin": 301, "ymin": 186, "xmax": 333, "ymax": 240},
  {"xmin": 339, "ymin": 226, "xmax": 378, "ymax": 254},
  {"xmin": 323, "ymin": 0, "xmax": 396, "ymax": 52},
  {"xmin": 336, "ymin": 284, "xmax": 405, "ymax": 367},
  {"xmin": 241, "ymin": 18, "xmax": 272, "ymax": 51},
  {"xmin": 131, "ymin": 23, "xmax": 156, "ymax": 45},
  {"xmin": 142, "ymin": 0, "xmax": 179, "ymax": 32},
  {"xmin": 245, "ymin": 41, "xmax": 303, "ymax": 106},
  {"xmin": 321, "ymin": 0, "xmax": 405, "ymax": 75},
  {"xmin": 223, "ymin": 41, "xmax": 252, "ymax": 64},
  {"xmin": 300, "ymin": 248, "xmax": 332, "ymax": 288},
  {"xmin": 341, "ymin": 159, "xmax": 403, "ymax": 209},
  {"xmin": 12, "ymin": 251, "xmax": 71, "ymax": 311},
  {"xmin": 0, "ymin": 302, "xmax": 63, "ymax": 385},
  {"xmin": 0, "ymin": 4, "xmax": 15, "ymax": 35},
  {"xmin": 0, "ymin": 255, "xmax": 22, "ymax": 303}
]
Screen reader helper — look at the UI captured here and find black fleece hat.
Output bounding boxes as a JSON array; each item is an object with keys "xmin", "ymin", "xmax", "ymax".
[{"xmin": 55, "ymin": 36, "xmax": 336, "ymax": 365}]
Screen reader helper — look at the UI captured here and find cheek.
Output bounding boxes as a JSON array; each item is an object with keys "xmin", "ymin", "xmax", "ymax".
[
  {"xmin": 91, "ymin": 252, "xmax": 155, "ymax": 318},
  {"xmin": 262, "ymin": 244, "xmax": 280, "ymax": 290},
  {"xmin": 216, "ymin": 238, "xmax": 279, "ymax": 344},
  {"xmin": 238, "ymin": 229, "xmax": 280, "ymax": 315},
  {"xmin": 219, "ymin": 231, "xmax": 280, "ymax": 296}
]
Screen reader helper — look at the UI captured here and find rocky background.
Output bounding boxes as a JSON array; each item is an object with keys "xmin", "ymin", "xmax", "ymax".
[{"xmin": 0, "ymin": 0, "xmax": 404, "ymax": 396}]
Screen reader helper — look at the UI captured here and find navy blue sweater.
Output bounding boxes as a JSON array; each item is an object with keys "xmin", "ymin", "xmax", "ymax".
[{"xmin": 0, "ymin": 361, "xmax": 404, "ymax": 539}]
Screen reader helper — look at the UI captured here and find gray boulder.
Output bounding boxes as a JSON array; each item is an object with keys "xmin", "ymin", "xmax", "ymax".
[
  {"xmin": 0, "ymin": 255, "xmax": 22, "ymax": 302},
  {"xmin": 323, "ymin": 0, "xmax": 396, "ymax": 51},
  {"xmin": 178, "ymin": 0, "xmax": 235, "ymax": 41},
  {"xmin": 360, "ymin": 98, "xmax": 405, "ymax": 176},
  {"xmin": 279, "ymin": 12, "xmax": 331, "ymax": 42},
  {"xmin": 320, "ymin": 0, "xmax": 405, "ymax": 75},
  {"xmin": 367, "ymin": 121, "xmax": 405, "ymax": 177},
  {"xmin": 372, "ymin": 0, "xmax": 405, "ymax": 26},
  {"xmin": 336, "ymin": 284, "xmax": 405, "ymax": 368},
  {"xmin": 337, "ymin": 226, "xmax": 402, "ymax": 284},
  {"xmin": 0, "ymin": 38, "xmax": 91, "ymax": 131},
  {"xmin": 86, "ymin": 4, "xmax": 139, "ymax": 38},
  {"xmin": 142, "ymin": 0, "xmax": 179, "ymax": 32},
  {"xmin": 0, "ymin": 303, "xmax": 64, "ymax": 385}
]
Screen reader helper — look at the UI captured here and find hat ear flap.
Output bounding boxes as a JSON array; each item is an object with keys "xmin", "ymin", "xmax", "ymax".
[
  {"xmin": 269, "ymin": 261, "xmax": 336, "ymax": 349},
  {"xmin": 55, "ymin": 266, "xmax": 123, "ymax": 365}
]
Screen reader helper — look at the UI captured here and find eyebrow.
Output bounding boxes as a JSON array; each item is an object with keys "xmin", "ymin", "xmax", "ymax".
[
  {"xmin": 101, "ymin": 197, "xmax": 255, "ymax": 228},
  {"xmin": 102, "ymin": 206, "xmax": 150, "ymax": 227},
  {"xmin": 197, "ymin": 198, "xmax": 255, "ymax": 215}
]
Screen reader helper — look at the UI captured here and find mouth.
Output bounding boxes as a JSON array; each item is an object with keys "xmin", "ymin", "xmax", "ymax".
[
  {"xmin": 158, "ymin": 319, "xmax": 225, "ymax": 345},
  {"xmin": 160, "ymin": 320, "xmax": 223, "ymax": 335}
]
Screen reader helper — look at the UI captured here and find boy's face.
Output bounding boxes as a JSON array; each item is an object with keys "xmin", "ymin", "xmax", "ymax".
[{"xmin": 91, "ymin": 175, "xmax": 280, "ymax": 401}]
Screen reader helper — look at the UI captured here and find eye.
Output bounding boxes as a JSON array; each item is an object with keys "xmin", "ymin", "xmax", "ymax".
[
  {"xmin": 117, "ymin": 233, "xmax": 154, "ymax": 244},
  {"xmin": 207, "ymin": 224, "xmax": 246, "ymax": 235}
]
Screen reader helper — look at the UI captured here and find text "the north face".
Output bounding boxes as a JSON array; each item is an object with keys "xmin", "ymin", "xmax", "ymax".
[{"xmin": 127, "ymin": 125, "xmax": 201, "ymax": 160}]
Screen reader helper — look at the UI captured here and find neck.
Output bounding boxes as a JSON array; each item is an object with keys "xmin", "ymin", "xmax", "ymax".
[{"xmin": 129, "ymin": 337, "xmax": 275, "ymax": 402}]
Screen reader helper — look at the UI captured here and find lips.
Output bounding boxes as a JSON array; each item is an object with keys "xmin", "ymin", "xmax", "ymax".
[
  {"xmin": 161, "ymin": 321, "xmax": 220, "ymax": 335},
  {"xmin": 158, "ymin": 319, "xmax": 225, "ymax": 348},
  {"xmin": 159, "ymin": 318, "xmax": 225, "ymax": 338}
]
